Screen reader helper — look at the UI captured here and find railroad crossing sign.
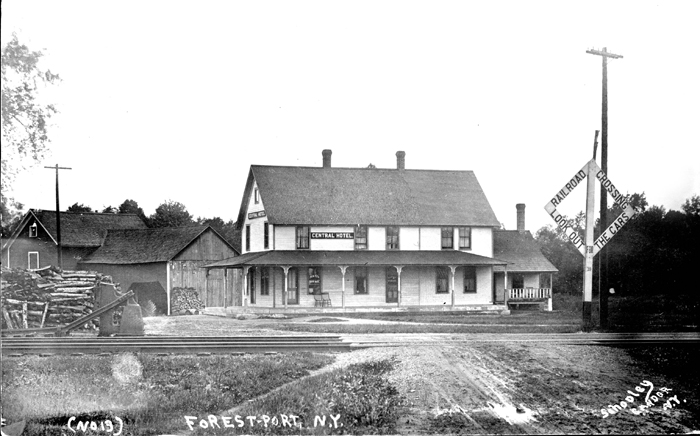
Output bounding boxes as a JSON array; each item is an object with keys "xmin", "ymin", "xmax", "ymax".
[
  {"xmin": 544, "ymin": 157, "xmax": 637, "ymax": 329},
  {"xmin": 544, "ymin": 158, "xmax": 636, "ymax": 256}
]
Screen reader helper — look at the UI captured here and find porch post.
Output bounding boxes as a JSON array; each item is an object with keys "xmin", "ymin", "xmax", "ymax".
[
  {"xmin": 166, "ymin": 261, "xmax": 172, "ymax": 315},
  {"xmin": 282, "ymin": 266, "xmax": 290, "ymax": 310},
  {"xmin": 338, "ymin": 266, "xmax": 348, "ymax": 309},
  {"xmin": 242, "ymin": 266, "xmax": 250, "ymax": 307},
  {"xmin": 547, "ymin": 272, "xmax": 553, "ymax": 311},
  {"xmin": 449, "ymin": 265, "xmax": 457, "ymax": 308},
  {"xmin": 504, "ymin": 265, "xmax": 509, "ymax": 308},
  {"xmin": 395, "ymin": 266, "xmax": 403, "ymax": 307},
  {"xmin": 205, "ymin": 269, "xmax": 209, "ymax": 307}
]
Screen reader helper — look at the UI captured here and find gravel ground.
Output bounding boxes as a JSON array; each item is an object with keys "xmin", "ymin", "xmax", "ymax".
[{"xmin": 143, "ymin": 315, "xmax": 700, "ymax": 434}]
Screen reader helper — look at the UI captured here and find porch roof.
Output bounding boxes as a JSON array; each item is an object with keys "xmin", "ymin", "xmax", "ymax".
[{"xmin": 203, "ymin": 250, "xmax": 508, "ymax": 269}]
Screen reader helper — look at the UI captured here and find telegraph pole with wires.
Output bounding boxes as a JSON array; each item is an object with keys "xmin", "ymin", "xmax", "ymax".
[
  {"xmin": 44, "ymin": 164, "xmax": 72, "ymax": 269},
  {"xmin": 586, "ymin": 47, "xmax": 623, "ymax": 328}
]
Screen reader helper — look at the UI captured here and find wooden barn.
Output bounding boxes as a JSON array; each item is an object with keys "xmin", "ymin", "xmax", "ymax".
[
  {"xmin": 2, "ymin": 209, "xmax": 147, "ymax": 270},
  {"xmin": 78, "ymin": 225, "xmax": 240, "ymax": 315}
]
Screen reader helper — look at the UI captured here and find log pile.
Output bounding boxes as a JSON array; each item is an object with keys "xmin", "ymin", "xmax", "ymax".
[
  {"xmin": 171, "ymin": 287, "xmax": 205, "ymax": 314},
  {"xmin": 1, "ymin": 266, "xmax": 116, "ymax": 330}
]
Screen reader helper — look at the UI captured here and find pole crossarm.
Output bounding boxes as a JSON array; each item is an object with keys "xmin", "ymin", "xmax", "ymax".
[{"xmin": 586, "ymin": 48, "xmax": 623, "ymax": 59}]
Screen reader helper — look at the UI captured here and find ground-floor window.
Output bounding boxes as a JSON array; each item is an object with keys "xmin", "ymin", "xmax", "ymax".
[
  {"xmin": 464, "ymin": 266, "xmax": 476, "ymax": 293},
  {"xmin": 308, "ymin": 266, "xmax": 322, "ymax": 294},
  {"xmin": 28, "ymin": 252, "xmax": 39, "ymax": 270},
  {"xmin": 386, "ymin": 267, "xmax": 398, "ymax": 303},
  {"xmin": 436, "ymin": 266, "xmax": 450, "ymax": 293},
  {"xmin": 354, "ymin": 267, "xmax": 368, "ymax": 294},
  {"xmin": 261, "ymin": 267, "xmax": 270, "ymax": 295},
  {"xmin": 287, "ymin": 267, "xmax": 299, "ymax": 304},
  {"xmin": 248, "ymin": 267, "xmax": 256, "ymax": 304}
]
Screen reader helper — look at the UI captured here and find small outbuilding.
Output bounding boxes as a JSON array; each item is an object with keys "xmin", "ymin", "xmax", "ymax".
[
  {"xmin": 2, "ymin": 209, "xmax": 147, "ymax": 270},
  {"xmin": 79, "ymin": 225, "xmax": 240, "ymax": 315}
]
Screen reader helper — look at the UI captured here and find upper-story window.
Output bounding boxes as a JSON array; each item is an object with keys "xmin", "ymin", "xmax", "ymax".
[
  {"xmin": 264, "ymin": 222, "xmax": 269, "ymax": 249},
  {"xmin": 296, "ymin": 226, "xmax": 310, "ymax": 249},
  {"xmin": 245, "ymin": 225, "xmax": 251, "ymax": 251},
  {"xmin": 355, "ymin": 225, "xmax": 367, "ymax": 250},
  {"xmin": 441, "ymin": 227, "xmax": 454, "ymax": 249},
  {"xmin": 29, "ymin": 223, "xmax": 38, "ymax": 238},
  {"xmin": 386, "ymin": 226, "xmax": 399, "ymax": 250},
  {"xmin": 459, "ymin": 227, "xmax": 471, "ymax": 249},
  {"xmin": 254, "ymin": 187, "xmax": 260, "ymax": 204}
]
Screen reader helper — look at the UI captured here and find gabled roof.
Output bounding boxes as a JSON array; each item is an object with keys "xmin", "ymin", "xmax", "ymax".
[
  {"xmin": 237, "ymin": 166, "xmax": 501, "ymax": 227},
  {"xmin": 2, "ymin": 209, "xmax": 147, "ymax": 250},
  {"xmin": 80, "ymin": 225, "xmax": 238, "ymax": 264},
  {"xmin": 204, "ymin": 250, "xmax": 507, "ymax": 269},
  {"xmin": 493, "ymin": 230, "xmax": 558, "ymax": 273}
]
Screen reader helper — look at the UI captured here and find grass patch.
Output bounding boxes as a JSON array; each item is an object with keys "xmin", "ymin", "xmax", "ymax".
[
  {"xmin": 194, "ymin": 358, "xmax": 404, "ymax": 435},
  {"xmin": 1, "ymin": 352, "xmax": 335, "ymax": 436}
]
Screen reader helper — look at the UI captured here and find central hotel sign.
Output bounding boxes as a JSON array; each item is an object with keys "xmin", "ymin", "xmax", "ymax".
[{"xmin": 311, "ymin": 232, "xmax": 354, "ymax": 239}]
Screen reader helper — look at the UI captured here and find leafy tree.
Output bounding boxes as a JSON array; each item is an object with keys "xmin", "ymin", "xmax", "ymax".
[
  {"xmin": 682, "ymin": 194, "xmax": 700, "ymax": 216},
  {"xmin": 149, "ymin": 200, "xmax": 193, "ymax": 228},
  {"xmin": 1, "ymin": 35, "xmax": 60, "ymax": 227},
  {"xmin": 101, "ymin": 205, "xmax": 118, "ymax": 214},
  {"xmin": 0, "ymin": 195, "xmax": 24, "ymax": 238},
  {"xmin": 67, "ymin": 203, "xmax": 94, "ymax": 213},
  {"xmin": 535, "ymin": 225, "xmax": 583, "ymax": 295},
  {"xmin": 118, "ymin": 199, "xmax": 146, "ymax": 221}
]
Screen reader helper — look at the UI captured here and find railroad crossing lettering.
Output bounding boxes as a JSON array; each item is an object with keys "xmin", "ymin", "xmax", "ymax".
[{"xmin": 544, "ymin": 159, "xmax": 636, "ymax": 256}]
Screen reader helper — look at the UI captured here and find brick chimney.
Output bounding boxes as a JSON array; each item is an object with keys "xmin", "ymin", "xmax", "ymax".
[
  {"xmin": 396, "ymin": 151, "xmax": 406, "ymax": 170},
  {"xmin": 516, "ymin": 203, "xmax": 526, "ymax": 232},
  {"xmin": 322, "ymin": 149, "xmax": 332, "ymax": 168}
]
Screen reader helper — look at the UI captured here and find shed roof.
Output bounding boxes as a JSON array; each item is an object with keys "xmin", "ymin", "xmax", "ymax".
[
  {"xmin": 81, "ymin": 225, "xmax": 237, "ymax": 264},
  {"xmin": 493, "ymin": 230, "xmax": 558, "ymax": 273},
  {"xmin": 204, "ymin": 250, "xmax": 507, "ymax": 269},
  {"xmin": 239, "ymin": 166, "xmax": 501, "ymax": 227},
  {"xmin": 3, "ymin": 209, "xmax": 147, "ymax": 249}
]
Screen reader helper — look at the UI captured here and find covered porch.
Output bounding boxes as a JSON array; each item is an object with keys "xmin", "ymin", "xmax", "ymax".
[
  {"xmin": 203, "ymin": 250, "xmax": 509, "ymax": 313},
  {"xmin": 493, "ymin": 268, "xmax": 554, "ymax": 311}
]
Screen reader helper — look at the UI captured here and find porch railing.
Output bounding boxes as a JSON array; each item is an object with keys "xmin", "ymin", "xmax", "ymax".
[{"xmin": 508, "ymin": 287, "xmax": 551, "ymax": 300}]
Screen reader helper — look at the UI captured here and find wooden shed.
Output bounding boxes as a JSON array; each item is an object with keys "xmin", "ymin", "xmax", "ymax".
[{"xmin": 79, "ymin": 225, "xmax": 240, "ymax": 314}]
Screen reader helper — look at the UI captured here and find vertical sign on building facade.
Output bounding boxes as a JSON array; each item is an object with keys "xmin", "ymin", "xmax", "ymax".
[{"xmin": 544, "ymin": 158, "xmax": 636, "ymax": 328}]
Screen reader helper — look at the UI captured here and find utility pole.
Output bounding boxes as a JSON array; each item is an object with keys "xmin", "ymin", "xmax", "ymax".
[
  {"xmin": 45, "ymin": 164, "xmax": 72, "ymax": 269},
  {"xmin": 586, "ymin": 47, "xmax": 623, "ymax": 328}
]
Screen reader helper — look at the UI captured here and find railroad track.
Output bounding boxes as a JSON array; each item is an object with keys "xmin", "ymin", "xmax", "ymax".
[
  {"xmin": 0, "ymin": 335, "xmax": 352, "ymax": 355},
  {"xmin": 1, "ymin": 332, "xmax": 697, "ymax": 356}
]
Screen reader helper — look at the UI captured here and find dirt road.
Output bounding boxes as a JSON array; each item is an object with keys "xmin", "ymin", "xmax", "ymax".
[{"xmin": 325, "ymin": 342, "xmax": 699, "ymax": 434}]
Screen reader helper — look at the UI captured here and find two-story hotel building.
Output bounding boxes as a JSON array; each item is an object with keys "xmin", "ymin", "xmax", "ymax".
[{"xmin": 205, "ymin": 149, "xmax": 545, "ymax": 311}]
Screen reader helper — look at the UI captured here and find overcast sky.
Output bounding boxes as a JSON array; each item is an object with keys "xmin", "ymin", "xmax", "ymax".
[{"xmin": 2, "ymin": 0, "xmax": 699, "ymax": 233}]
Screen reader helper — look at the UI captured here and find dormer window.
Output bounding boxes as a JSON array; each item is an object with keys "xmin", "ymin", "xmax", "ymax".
[{"xmin": 29, "ymin": 223, "xmax": 38, "ymax": 238}]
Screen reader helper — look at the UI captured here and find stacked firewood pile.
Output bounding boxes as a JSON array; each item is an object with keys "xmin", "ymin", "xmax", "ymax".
[
  {"xmin": 170, "ymin": 287, "xmax": 205, "ymax": 314},
  {"xmin": 1, "ymin": 266, "xmax": 116, "ymax": 330}
]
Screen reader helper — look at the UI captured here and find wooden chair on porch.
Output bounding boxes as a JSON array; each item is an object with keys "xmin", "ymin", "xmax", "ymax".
[{"xmin": 313, "ymin": 293, "xmax": 332, "ymax": 307}]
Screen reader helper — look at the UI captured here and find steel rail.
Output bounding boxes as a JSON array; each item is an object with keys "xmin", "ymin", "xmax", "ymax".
[{"xmin": 2, "ymin": 333, "xmax": 698, "ymax": 355}]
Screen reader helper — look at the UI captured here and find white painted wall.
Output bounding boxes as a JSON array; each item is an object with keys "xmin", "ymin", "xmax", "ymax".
[
  {"xmin": 400, "ymin": 227, "xmax": 420, "ymax": 250},
  {"xmin": 420, "ymin": 227, "xmax": 441, "ymax": 250},
  {"xmin": 368, "ymin": 227, "xmax": 385, "ymax": 250},
  {"xmin": 274, "ymin": 226, "xmax": 296, "ymax": 250},
  {"xmin": 469, "ymin": 227, "xmax": 493, "ymax": 257},
  {"xmin": 243, "ymin": 180, "xmax": 270, "ymax": 254}
]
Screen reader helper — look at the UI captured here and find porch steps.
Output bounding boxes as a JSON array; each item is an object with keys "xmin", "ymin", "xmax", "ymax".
[{"xmin": 201, "ymin": 305, "xmax": 510, "ymax": 317}]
